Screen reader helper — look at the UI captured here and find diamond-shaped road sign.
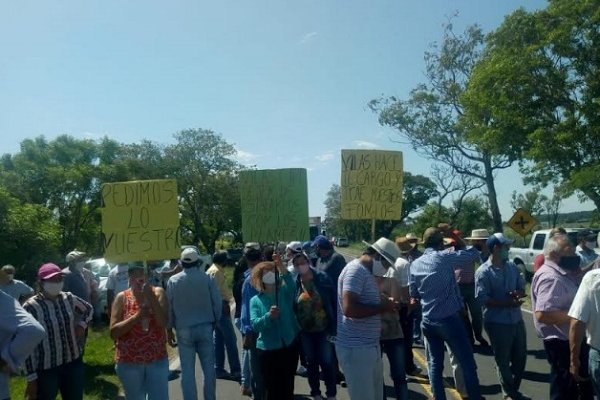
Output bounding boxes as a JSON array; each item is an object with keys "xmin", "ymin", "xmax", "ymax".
[{"xmin": 508, "ymin": 208, "xmax": 538, "ymax": 236}]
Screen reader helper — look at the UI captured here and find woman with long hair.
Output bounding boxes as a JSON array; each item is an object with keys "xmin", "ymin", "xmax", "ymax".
[{"xmin": 249, "ymin": 256, "xmax": 299, "ymax": 400}]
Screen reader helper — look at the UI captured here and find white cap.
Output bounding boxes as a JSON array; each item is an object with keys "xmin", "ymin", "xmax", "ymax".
[
  {"xmin": 181, "ymin": 248, "xmax": 200, "ymax": 263},
  {"xmin": 286, "ymin": 241, "xmax": 302, "ymax": 253}
]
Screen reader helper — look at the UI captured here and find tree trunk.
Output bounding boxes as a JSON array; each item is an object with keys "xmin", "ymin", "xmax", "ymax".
[
  {"xmin": 483, "ymin": 157, "xmax": 503, "ymax": 233},
  {"xmin": 583, "ymin": 189, "xmax": 600, "ymax": 215}
]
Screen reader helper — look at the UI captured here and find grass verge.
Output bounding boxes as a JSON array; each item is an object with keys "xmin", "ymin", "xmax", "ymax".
[{"xmin": 9, "ymin": 324, "xmax": 121, "ymax": 400}]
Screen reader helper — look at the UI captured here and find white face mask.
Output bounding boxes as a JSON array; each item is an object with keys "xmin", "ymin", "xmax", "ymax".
[
  {"xmin": 586, "ymin": 241, "xmax": 596, "ymax": 250},
  {"xmin": 262, "ymin": 271, "xmax": 276, "ymax": 285},
  {"xmin": 296, "ymin": 263, "xmax": 310, "ymax": 275},
  {"xmin": 43, "ymin": 281, "xmax": 64, "ymax": 296},
  {"xmin": 372, "ymin": 260, "xmax": 387, "ymax": 277}
]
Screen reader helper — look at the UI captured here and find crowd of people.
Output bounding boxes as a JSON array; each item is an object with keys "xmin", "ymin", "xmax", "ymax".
[{"xmin": 1, "ymin": 226, "xmax": 600, "ymax": 400}]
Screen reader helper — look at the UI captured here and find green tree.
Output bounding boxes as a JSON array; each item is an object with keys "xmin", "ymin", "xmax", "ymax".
[
  {"xmin": 0, "ymin": 135, "xmax": 104, "ymax": 255},
  {"xmin": 163, "ymin": 129, "xmax": 244, "ymax": 253},
  {"xmin": 467, "ymin": 1, "xmax": 600, "ymax": 210},
  {"xmin": 510, "ymin": 190, "xmax": 548, "ymax": 217},
  {"xmin": 370, "ymin": 23, "xmax": 518, "ymax": 232}
]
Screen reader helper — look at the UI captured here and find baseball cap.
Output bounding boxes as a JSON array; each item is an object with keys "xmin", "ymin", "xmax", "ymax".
[
  {"xmin": 181, "ymin": 248, "xmax": 200, "ymax": 263},
  {"xmin": 38, "ymin": 263, "xmax": 64, "ymax": 280},
  {"xmin": 486, "ymin": 233, "xmax": 514, "ymax": 252},
  {"xmin": 313, "ymin": 235, "xmax": 331, "ymax": 249},
  {"xmin": 301, "ymin": 241, "xmax": 314, "ymax": 251},
  {"xmin": 286, "ymin": 241, "xmax": 302, "ymax": 253},
  {"xmin": 65, "ymin": 250, "xmax": 87, "ymax": 263}
]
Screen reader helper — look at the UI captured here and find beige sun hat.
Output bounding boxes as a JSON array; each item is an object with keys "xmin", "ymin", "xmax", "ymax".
[
  {"xmin": 465, "ymin": 229, "xmax": 490, "ymax": 241},
  {"xmin": 362, "ymin": 237, "xmax": 402, "ymax": 264}
]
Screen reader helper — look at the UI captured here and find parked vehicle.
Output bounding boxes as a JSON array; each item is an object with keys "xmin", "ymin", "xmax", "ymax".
[
  {"xmin": 336, "ymin": 237, "xmax": 349, "ymax": 247},
  {"xmin": 508, "ymin": 228, "xmax": 599, "ymax": 278},
  {"xmin": 86, "ymin": 258, "xmax": 112, "ymax": 319}
]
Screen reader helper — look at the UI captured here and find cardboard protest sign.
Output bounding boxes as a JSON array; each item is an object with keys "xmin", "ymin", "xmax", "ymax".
[
  {"xmin": 240, "ymin": 168, "xmax": 309, "ymax": 243},
  {"xmin": 101, "ymin": 179, "xmax": 181, "ymax": 263},
  {"xmin": 341, "ymin": 149, "xmax": 403, "ymax": 220}
]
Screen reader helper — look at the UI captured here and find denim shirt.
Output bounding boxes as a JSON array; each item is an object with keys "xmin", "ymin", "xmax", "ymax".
[
  {"xmin": 475, "ymin": 259, "xmax": 525, "ymax": 325},
  {"xmin": 294, "ymin": 267, "xmax": 337, "ymax": 336},
  {"xmin": 250, "ymin": 273, "xmax": 299, "ymax": 350},
  {"xmin": 241, "ymin": 269, "xmax": 259, "ymax": 335},
  {"xmin": 0, "ymin": 290, "xmax": 46, "ymax": 399}
]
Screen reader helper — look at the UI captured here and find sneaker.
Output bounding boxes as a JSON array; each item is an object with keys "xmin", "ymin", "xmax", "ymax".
[
  {"xmin": 406, "ymin": 366, "xmax": 422, "ymax": 376},
  {"xmin": 216, "ymin": 370, "xmax": 232, "ymax": 379}
]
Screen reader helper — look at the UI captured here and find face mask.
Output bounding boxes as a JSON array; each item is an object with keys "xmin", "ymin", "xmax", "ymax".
[
  {"xmin": 372, "ymin": 260, "xmax": 387, "ymax": 277},
  {"xmin": 500, "ymin": 247, "xmax": 510, "ymax": 261},
  {"xmin": 296, "ymin": 263, "xmax": 310, "ymax": 275},
  {"xmin": 262, "ymin": 271, "xmax": 276, "ymax": 285},
  {"xmin": 6, "ymin": 274, "xmax": 14, "ymax": 281},
  {"xmin": 43, "ymin": 281, "xmax": 64, "ymax": 296},
  {"xmin": 131, "ymin": 278, "xmax": 145, "ymax": 290},
  {"xmin": 586, "ymin": 241, "xmax": 596, "ymax": 250},
  {"xmin": 559, "ymin": 255, "xmax": 581, "ymax": 271}
]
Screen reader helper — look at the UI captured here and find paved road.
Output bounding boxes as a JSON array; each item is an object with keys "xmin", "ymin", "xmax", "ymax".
[{"xmin": 167, "ymin": 249, "xmax": 551, "ymax": 399}]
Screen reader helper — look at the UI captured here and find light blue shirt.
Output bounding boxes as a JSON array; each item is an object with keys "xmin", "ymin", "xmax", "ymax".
[
  {"xmin": 0, "ymin": 290, "xmax": 46, "ymax": 399},
  {"xmin": 475, "ymin": 259, "xmax": 525, "ymax": 325},
  {"xmin": 410, "ymin": 247, "xmax": 481, "ymax": 320},
  {"xmin": 576, "ymin": 245, "xmax": 598, "ymax": 267},
  {"xmin": 166, "ymin": 267, "xmax": 222, "ymax": 330}
]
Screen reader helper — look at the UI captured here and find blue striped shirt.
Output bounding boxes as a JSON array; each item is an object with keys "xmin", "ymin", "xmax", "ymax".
[
  {"xmin": 336, "ymin": 259, "xmax": 381, "ymax": 347},
  {"xmin": 409, "ymin": 247, "xmax": 481, "ymax": 320},
  {"xmin": 475, "ymin": 260, "xmax": 525, "ymax": 324}
]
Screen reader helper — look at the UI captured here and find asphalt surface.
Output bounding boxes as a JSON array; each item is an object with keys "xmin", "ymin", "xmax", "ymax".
[{"xmin": 167, "ymin": 249, "xmax": 551, "ymax": 400}]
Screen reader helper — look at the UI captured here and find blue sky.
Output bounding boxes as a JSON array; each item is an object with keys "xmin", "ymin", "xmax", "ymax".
[{"xmin": 0, "ymin": 0, "xmax": 592, "ymax": 222}]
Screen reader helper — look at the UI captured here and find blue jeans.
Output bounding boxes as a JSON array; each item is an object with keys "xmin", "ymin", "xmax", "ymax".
[
  {"xmin": 381, "ymin": 339, "xmax": 408, "ymax": 400},
  {"xmin": 422, "ymin": 313, "xmax": 481, "ymax": 400},
  {"xmin": 37, "ymin": 357, "xmax": 85, "ymax": 400},
  {"xmin": 412, "ymin": 307, "xmax": 422, "ymax": 341},
  {"xmin": 115, "ymin": 358, "xmax": 168, "ymax": 400},
  {"xmin": 177, "ymin": 323, "xmax": 217, "ymax": 400},
  {"xmin": 214, "ymin": 310, "xmax": 241, "ymax": 375},
  {"xmin": 300, "ymin": 331, "xmax": 336, "ymax": 397},
  {"xmin": 235, "ymin": 318, "xmax": 252, "ymax": 389},
  {"xmin": 589, "ymin": 347, "xmax": 600, "ymax": 398}
]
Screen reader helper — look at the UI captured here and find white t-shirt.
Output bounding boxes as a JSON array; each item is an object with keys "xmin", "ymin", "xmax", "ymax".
[
  {"xmin": 106, "ymin": 264, "xmax": 129, "ymax": 295},
  {"xmin": 568, "ymin": 269, "xmax": 600, "ymax": 350},
  {"xmin": 385, "ymin": 257, "xmax": 410, "ymax": 287}
]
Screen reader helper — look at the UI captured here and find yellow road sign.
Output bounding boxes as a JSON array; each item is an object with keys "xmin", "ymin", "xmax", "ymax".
[{"xmin": 508, "ymin": 208, "xmax": 538, "ymax": 236}]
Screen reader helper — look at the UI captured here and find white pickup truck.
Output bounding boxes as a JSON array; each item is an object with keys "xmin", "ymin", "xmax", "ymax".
[{"xmin": 508, "ymin": 228, "xmax": 598, "ymax": 278}]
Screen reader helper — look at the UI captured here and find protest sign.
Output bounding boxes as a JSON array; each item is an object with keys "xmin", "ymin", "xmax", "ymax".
[
  {"xmin": 101, "ymin": 179, "xmax": 181, "ymax": 263},
  {"xmin": 341, "ymin": 149, "xmax": 403, "ymax": 220},
  {"xmin": 240, "ymin": 168, "xmax": 309, "ymax": 242}
]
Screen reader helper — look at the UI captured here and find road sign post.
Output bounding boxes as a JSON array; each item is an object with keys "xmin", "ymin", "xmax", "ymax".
[{"xmin": 507, "ymin": 208, "xmax": 538, "ymax": 237}]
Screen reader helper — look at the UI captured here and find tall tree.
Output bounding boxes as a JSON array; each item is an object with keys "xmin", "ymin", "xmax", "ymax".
[
  {"xmin": 510, "ymin": 190, "xmax": 547, "ymax": 217},
  {"xmin": 163, "ymin": 129, "xmax": 244, "ymax": 253},
  {"xmin": 467, "ymin": 1, "xmax": 600, "ymax": 210},
  {"xmin": 0, "ymin": 135, "xmax": 103, "ymax": 254},
  {"xmin": 369, "ymin": 23, "xmax": 519, "ymax": 232}
]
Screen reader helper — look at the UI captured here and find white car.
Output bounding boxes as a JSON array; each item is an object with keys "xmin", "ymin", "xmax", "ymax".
[{"xmin": 86, "ymin": 258, "xmax": 112, "ymax": 320}]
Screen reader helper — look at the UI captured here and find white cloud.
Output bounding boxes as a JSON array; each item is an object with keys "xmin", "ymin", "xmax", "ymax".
[
  {"xmin": 300, "ymin": 32, "xmax": 318, "ymax": 44},
  {"xmin": 235, "ymin": 149, "xmax": 259, "ymax": 163},
  {"xmin": 353, "ymin": 140, "xmax": 381, "ymax": 149},
  {"xmin": 315, "ymin": 152, "xmax": 334, "ymax": 162}
]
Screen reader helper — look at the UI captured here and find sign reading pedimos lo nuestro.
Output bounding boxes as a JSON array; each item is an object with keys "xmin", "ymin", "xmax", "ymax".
[{"xmin": 101, "ymin": 179, "xmax": 181, "ymax": 263}]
